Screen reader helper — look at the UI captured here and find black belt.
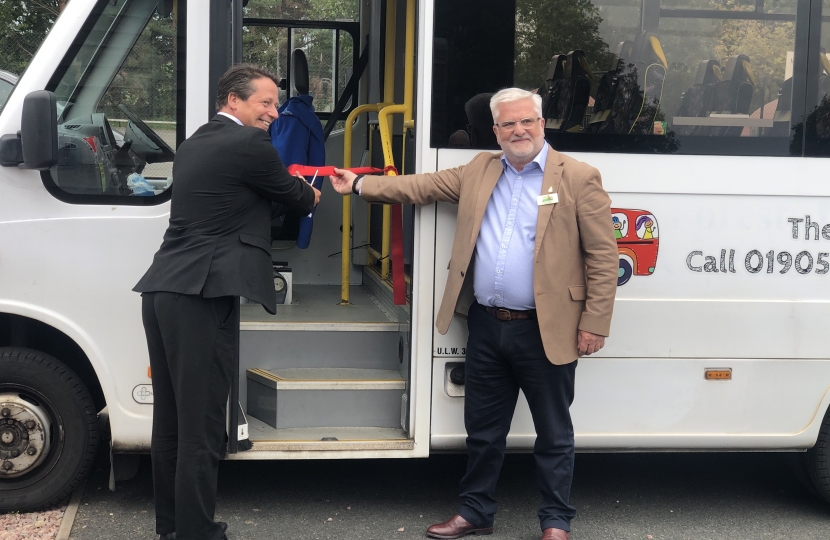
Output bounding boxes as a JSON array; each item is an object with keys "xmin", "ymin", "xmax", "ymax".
[{"xmin": 483, "ymin": 306, "xmax": 537, "ymax": 321}]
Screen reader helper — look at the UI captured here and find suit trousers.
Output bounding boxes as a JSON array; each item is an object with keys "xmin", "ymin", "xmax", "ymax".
[
  {"xmin": 458, "ymin": 302, "xmax": 577, "ymax": 532},
  {"xmin": 141, "ymin": 292, "xmax": 236, "ymax": 540}
]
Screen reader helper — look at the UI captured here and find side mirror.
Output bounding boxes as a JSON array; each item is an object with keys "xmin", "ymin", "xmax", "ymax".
[{"xmin": 20, "ymin": 90, "xmax": 58, "ymax": 170}]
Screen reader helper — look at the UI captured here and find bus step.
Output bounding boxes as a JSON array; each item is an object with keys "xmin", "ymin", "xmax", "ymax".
[
  {"xmin": 233, "ymin": 424, "xmax": 414, "ymax": 453},
  {"xmin": 246, "ymin": 367, "xmax": 406, "ymax": 430}
]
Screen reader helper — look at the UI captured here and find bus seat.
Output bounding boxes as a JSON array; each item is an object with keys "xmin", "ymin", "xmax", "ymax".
[
  {"xmin": 709, "ymin": 54, "xmax": 755, "ymax": 136},
  {"xmin": 820, "ymin": 53, "xmax": 830, "ymax": 78},
  {"xmin": 539, "ymin": 54, "xmax": 568, "ymax": 129},
  {"xmin": 292, "ymin": 49, "xmax": 310, "ymax": 96},
  {"xmin": 763, "ymin": 77, "xmax": 792, "ymax": 137},
  {"xmin": 270, "ymin": 48, "xmax": 317, "ymax": 243},
  {"xmin": 767, "ymin": 54, "xmax": 830, "ymax": 137},
  {"xmin": 674, "ymin": 59, "xmax": 721, "ymax": 136},
  {"xmin": 628, "ymin": 32, "xmax": 667, "ymax": 135},
  {"xmin": 587, "ymin": 52, "xmax": 622, "ymax": 132},
  {"xmin": 617, "ymin": 40, "xmax": 635, "ymax": 65},
  {"xmin": 559, "ymin": 50, "xmax": 593, "ymax": 132},
  {"xmin": 541, "ymin": 51, "xmax": 593, "ymax": 132},
  {"xmin": 596, "ymin": 32, "xmax": 667, "ymax": 135}
]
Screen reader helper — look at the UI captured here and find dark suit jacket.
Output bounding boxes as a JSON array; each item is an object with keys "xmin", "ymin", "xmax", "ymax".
[{"xmin": 134, "ymin": 115, "xmax": 315, "ymax": 314}]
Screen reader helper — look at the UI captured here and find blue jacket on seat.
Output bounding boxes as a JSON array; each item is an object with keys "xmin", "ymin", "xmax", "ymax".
[{"xmin": 268, "ymin": 95, "xmax": 326, "ymax": 249}]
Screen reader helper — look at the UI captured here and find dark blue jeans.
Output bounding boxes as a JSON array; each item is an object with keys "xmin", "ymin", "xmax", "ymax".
[{"xmin": 458, "ymin": 302, "xmax": 577, "ymax": 532}]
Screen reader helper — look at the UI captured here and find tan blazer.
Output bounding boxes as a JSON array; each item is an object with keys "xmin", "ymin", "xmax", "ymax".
[{"xmin": 361, "ymin": 145, "xmax": 618, "ymax": 365}]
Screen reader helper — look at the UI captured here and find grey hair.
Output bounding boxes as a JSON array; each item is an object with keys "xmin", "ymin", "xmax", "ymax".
[{"xmin": 489, "ymin": 88, "xmax": 543, "ymax": 123}]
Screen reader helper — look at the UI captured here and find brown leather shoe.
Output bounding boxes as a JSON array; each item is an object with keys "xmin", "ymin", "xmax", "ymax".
[
  {"xmin": 426, "ymin": 514, "xmax": 493, "ymax": 539},
  {"xmin": 540, "ymin": 528, "xmax": 570, "ymax": 540}
]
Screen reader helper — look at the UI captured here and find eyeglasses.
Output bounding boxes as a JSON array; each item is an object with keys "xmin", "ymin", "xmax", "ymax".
[{"xmin": 495, "ymin": 117, "xmax": 541, "ymax": 131}]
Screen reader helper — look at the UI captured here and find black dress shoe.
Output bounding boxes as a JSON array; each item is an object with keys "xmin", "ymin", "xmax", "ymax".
[{"xmin": 157, "ymin": 522, "xmax": 226, "ymax": 540}]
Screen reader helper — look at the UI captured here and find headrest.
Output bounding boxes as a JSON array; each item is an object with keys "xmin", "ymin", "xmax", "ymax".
[
  {"xmin": 741, "ymin": 60, "xmax": 757, "ymax": 87},
  {"xmin": 631, "ymin": 32, "xmax": 667, "ymax": 69},
  {"xmin": 647, "ymin": 36, "xmax": 668, "ymax": 69},
  {"xmin": 565, "ymin": 50, "xmax": 592, "ymax": 79},
  {"xmin": 694, "ymin": 59, "xmax": 722, "ymax": 85},
  {"xmin": 616, "ymin": 40, "xmax": 635, "ymax": 65},
  {"xmin": 291, "ymin": 49, "xmax": 310, "ymax": 96},
  {"xmin": 820, "ymin": 53, "xmax": 830, "ymax": 76},
  {"xmin": 545, "ymin": 55, "xmax": 567, "ymax": 82},
  {"xmin": 723, "ymin": 54, "xmax": 752, "ymax": 82}
]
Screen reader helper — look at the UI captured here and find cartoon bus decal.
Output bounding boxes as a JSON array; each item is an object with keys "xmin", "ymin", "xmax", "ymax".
[{"xmin": 612, "ymin": 208, "xmax": 658, "ymax": 286}]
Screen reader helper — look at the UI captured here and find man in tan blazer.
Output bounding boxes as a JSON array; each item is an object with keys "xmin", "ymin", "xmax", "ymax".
[{"xmin": 330, "ymin": 88, "xmax": 617, "ymax": 540}]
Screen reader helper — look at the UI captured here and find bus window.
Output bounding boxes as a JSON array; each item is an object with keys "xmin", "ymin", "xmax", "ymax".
[
  {"xmin": 804, "ymin": 0, "xmax": 830, "ymax": 156},
  {"xmin": 43, "ymin": 0, "xmax": 183, "ymax": 204},
  {"xmin": 242, "ymin": 25, "xmax": 290, "ymax": 107},
  {"xmin": 635, "ymin": 214, "xmax": 658, "ymax": 240},
  {"xmin": 243, "ymin": 26, "xmax": 355, "ymax": 114},
  {"xmin": 611, "ymin": 212, "xmax": 628, "ymax": 239},
  {"xmin": 242, "ymin": 0, "xmax": 359, "ymax": 124},
  {"xmin": 243, "ymin": 0, "xmax": 358, "ymax": 22},
  {"xmin": 432, "ymin": 0, "xmax": 810, "ymax": 157}
]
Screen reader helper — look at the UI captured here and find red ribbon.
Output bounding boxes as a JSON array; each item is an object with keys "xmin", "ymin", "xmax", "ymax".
[
  {"xmin": 383, "ymin": 165, "xmax": 406, "ymax": 306},
  {"xmin": 286, "ymin": 165, "xmax": 384, "ymax": 177}
]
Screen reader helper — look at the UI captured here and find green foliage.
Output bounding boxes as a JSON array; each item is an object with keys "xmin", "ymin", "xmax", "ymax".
[
  {"xmin": 242, "ymin": 0, "xmax": 358, "ymax": 111},
  {"xmin": 712, "ymin": 18, "xmax": 795, "ymax": 112},
  {"xmin": 658, "ymin": 0, "xmax": 796, "ymax": 118},
  {"xmin": 514, "ymin": 0, "xmax": 611, "ymax": 89},
  {"xmin": 0, "ymin": 0, "xmax": 64, "ymax": 76},
  {"xmin": 98, "ymin": 11, "xmax": 178, "ymax": 123}
]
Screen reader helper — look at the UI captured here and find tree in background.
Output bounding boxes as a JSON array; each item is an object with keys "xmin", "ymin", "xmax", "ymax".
[
  {"xmin": 712, "ymin": 17, "xmax": 795, "ymax": 115},
  {"xmin": 658, "ymin": 0, "xmax": 796, "ymax": 120},
  {"xmin": 514, "ymin": 0, "xmax": 611, "ymax": 90},
  {"xmin": 242, "ymin": 0, "xmax": 358, "ymax": 111},
  {"xmin": 0, "ymin": 0, "xmax": 69, "ymax": 75},
  {"xmin": 98, "ymin": 8, "xmax": 178, "ymax": 124}
]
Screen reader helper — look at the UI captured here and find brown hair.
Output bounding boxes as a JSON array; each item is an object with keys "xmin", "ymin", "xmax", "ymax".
[{"xmin": 215, "ymin": 64, "xmax": 280, "ymax": 110}]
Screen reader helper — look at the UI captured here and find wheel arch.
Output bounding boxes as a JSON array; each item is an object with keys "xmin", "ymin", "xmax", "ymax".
[
  {"xmin": 618, "ymin": 247, "xmax": 636, "ymax": 268},
  {"xmin": 0, "ymin": 311, "xmax": 107, "ymax": 413}
]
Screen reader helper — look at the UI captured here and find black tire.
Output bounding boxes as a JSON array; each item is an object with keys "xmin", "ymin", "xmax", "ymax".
[
  {"xmin": 806, "ymin": 404, "xmax": 830, "ymax": 504},
  {"xmin": 617, "ymin": 258, "xmax": 633, "ymax": 286},
  {"xmin": 0, "ymin": 348, "xmax": 99, "ymax": 511}
]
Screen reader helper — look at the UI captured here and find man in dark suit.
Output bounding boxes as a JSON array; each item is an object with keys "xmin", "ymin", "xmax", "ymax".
[{"xmin": 134, "ymin": 64, "xmax": 319, "ymax": 540}]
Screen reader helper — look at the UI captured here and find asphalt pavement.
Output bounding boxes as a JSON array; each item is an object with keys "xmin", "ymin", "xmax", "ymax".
[{"xmin": 68, "ymin": 449, "xmax": 830, "ymax": 540}]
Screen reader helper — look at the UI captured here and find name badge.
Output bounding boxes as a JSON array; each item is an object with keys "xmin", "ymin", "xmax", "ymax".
[{"xmin": 537, "ymin": 193, "xmax": 558, "ymax": 206}]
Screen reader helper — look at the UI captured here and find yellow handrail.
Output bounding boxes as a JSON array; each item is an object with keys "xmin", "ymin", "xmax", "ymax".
[{"xmin": 340, "ymin": 104, "xmax": 380, "ymax": 305}]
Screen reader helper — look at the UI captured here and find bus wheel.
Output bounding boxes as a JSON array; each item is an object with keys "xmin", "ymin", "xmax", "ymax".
[
  {"xmin": 806, "ymin": 404, "xmax": 830, "ymax": 504},
  {"xmin": 617, "ymin": 258, "xmax": 633, "ymax": 286},
  {"xmin": 0, "ymin": 348, "xmax": 99, "ymax": 512}
]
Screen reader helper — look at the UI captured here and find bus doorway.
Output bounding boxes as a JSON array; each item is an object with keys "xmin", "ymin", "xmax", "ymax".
[{"xmin": 230, "ymin": 0, "xmax": 417, "ymax": 455}]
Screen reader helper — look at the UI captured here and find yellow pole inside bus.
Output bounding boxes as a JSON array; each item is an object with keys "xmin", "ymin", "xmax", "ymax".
[
  {"xmin": 400, "ymin": 0, "xmax": 415, "ymax": 185},
  {"xmin": 403, "ymin": 0, "xmax": 414, "ymax": 127},
  {"xmin": 340, "ymin": 104, "xmax": 380, "ymax": 305},
  {"xmin": 379, "ymin": 0, "xmax": 398, "ymax": 279}
]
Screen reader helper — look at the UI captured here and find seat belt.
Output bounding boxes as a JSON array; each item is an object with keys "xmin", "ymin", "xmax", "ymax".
[{"xmin": 323, "ymin": 39, "xmax": 371, "ymax": 141}]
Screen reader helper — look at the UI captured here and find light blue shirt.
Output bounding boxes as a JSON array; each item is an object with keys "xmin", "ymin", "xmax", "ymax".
[{"xmin": 473, "ymin": 143, "xmax": 549, "ymax": 310}]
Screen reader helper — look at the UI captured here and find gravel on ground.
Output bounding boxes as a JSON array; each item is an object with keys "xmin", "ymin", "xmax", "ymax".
[{"xmin": 0, "ymin": 506, "xmax": 65, "ymax": 540}]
